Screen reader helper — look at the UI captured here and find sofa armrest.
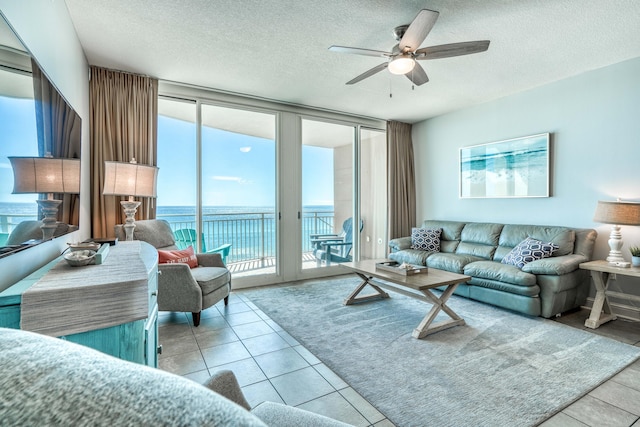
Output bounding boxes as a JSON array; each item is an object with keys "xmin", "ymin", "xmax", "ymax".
[
  {"xmin": 522, "ymin": 254, "xmax": 589, "ymax": 275},
  {"xmin": 196, "ymin": 252, "xmax": 226, "ymax": 268},
  {"xmin": 389, "ymin": 236, "xmax": 412, "ymax": 252}
]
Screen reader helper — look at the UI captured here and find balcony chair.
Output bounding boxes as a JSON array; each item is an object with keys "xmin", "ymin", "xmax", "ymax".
[
  {"xmin": 312, "ymin": 217, "xmax": 363, "ymax": 266},
  {"xmin": 115, "ymin": 219, "xmax": 231, "ymax": 326},
  {"xmin": 173, "ymin": 228, "xmax": 232, "ymax": 264}
]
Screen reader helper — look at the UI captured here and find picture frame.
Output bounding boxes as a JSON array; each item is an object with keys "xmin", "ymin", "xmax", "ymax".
[{"xmin": 459, "ymin": 133, "xmax": 550, "ymax": 198}]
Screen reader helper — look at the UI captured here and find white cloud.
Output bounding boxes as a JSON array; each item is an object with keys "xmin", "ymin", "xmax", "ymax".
[
  {"xmin": 212, "ymin": 176, "xmax": 247, "ymax": 184},
  {"xmin": 239, "ymin": 146, "xmax": 251, "ymax": 153}
]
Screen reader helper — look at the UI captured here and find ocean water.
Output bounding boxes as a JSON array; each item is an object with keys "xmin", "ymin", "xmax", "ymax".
[
  {"xmin": 0, "ymin": 203, "xmax": 335, "ymax": 262},
  {"xmin": 157, "ymin": 205, "xmax": 335, "ymax": 261}
]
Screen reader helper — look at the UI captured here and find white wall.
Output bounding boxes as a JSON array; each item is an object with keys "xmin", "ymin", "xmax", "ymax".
[
  {"xmin": 0, "ymin": 1, "xmax": 90, "ymax": 290},
  {"xmin": 412, "ymin": 56, "xmax": 640, "ymax": 305}
]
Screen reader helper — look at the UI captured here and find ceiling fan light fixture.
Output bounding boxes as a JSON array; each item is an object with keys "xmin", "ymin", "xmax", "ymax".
[{"xmin": 388, "ymin": 55, "xmax": 415, "ymax": 75}]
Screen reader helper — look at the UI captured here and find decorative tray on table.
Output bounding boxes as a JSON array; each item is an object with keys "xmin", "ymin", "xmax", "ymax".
[{"xmin": 375, "ymin": 261, "xmax": 428, "ymax": 276}]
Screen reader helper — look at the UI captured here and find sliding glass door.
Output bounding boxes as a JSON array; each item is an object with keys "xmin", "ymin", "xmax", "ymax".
[
  {"xmin": 301, "ymin": 119, "xmax": 355, "ymax": 270},
  {"xmin": 158, "ymin": 90, "xmax": 386, "ymax": 286},
  {"xmin": 200, "ymin": 104, "xmax": 277, "ymax": 278},
  {"xmin": 157, "ymin": 98, "xmax": 277, "ymax": 282}
]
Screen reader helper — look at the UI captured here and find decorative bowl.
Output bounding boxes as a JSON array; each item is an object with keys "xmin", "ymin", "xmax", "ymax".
[
  {"xmin": 64, "ymin": 250, "xmax": 96, "ymax": 267},
  {"xmin": 68, "ymin": 242, "xmax": 101, "ymax": 252}
]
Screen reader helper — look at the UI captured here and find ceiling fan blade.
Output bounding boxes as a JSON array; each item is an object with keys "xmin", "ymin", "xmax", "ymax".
[
  {"xmin": 346, "ymin": 62, "xmax": 388, "ymax": 85},
  {"xmin": 329, "ymin": 45, "xmax": 391, "ymax": 58},
  {"xmin": 415, "ymin": 41, "xmax": 490, "ymax": 60},
  {"xmin": 405, "ymin": 62, "xmax": 429, "ymax": 86},
  {"xmin": 398, "ymin": 9, "xmax": 439, "ymax": 53}
]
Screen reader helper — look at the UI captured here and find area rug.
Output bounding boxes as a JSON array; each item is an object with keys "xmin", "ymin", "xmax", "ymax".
[{"xmin": 243, "ymin": 276, "xmax": 640, "ymax": 427}]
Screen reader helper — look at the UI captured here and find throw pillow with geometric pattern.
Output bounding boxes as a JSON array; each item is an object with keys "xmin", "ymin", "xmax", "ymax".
[
  {"xmin": 501, "ymin": 236, "xmax": 559, "ymax": 269},
  {"xmin": 411, "ymin": 228, "xmax": 442, "ymax": 252}
]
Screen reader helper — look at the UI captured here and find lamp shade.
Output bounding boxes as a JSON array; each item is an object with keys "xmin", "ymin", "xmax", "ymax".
[
  {"xmin": 9, "ymin": 156, "xmax": 80, "ymax": 194},
  {"xmin": 593, "ymin": 201, "xmax": 640, "ymax": 226},
  {"xmin": 103, "ymin": 160, "xmax": 158, "ymax": 198}
]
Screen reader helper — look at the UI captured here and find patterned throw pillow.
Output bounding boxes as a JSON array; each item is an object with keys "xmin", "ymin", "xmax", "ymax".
[
  {"xmin": 501, "ymin": 237, "xmax": 559, "ymax": 269},
  {"xmin": 411, "ymin": 228, "xmax": 441, "ymax": 252}
]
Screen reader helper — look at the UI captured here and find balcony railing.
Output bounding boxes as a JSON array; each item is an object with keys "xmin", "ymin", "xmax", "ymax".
[
  {"xmin": 157, "ymin": 210, "xmax": 334, "ymax": 265},
  {"xmin": 0, "ymin": 214, "xmax": 37, "ymax": 246}
]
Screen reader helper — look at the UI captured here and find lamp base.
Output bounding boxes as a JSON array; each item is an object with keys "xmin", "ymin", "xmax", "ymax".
[
  {"xmin": 36, "ymin": 199, "xmax": 62, "ymax": 240},
  {"xmin": 605, "ymin": 224, "xmax": 626, "ymax": 264},
  {"xmin": 120, "ymin": 200, "xmax": 141, "ymax": 241}
]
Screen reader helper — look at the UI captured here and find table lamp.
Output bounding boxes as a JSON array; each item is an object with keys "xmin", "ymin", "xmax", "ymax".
[
  {"xmin": 593, "ymin": 200, "xmax": 640, "ymax": 264},
  {"xmin": 9, "ymin": 155, "xmax": 80, "ymax": 240},
  {"xmin": 103, "ymin": 159, "xmax": 158, "ymax": 241}
]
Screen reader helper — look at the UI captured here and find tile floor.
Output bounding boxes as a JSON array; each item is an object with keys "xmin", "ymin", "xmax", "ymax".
[
  {"xmin": 158, "ymin": 291, "xmax": 390, "ymax": 426},
  {"xmin": 158, "ymin": 286, "xmax": 640, "ymax": 427}
]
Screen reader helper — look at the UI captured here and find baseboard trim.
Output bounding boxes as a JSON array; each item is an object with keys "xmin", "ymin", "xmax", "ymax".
[{"xmin": 582, "ymin": 297, "xmax": 640, "ymax": 322}]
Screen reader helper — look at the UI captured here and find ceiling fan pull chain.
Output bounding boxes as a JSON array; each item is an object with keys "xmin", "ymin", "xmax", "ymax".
[{"xmin": 389, "ymin": 77, "xmax": 393, "ymax": 98}]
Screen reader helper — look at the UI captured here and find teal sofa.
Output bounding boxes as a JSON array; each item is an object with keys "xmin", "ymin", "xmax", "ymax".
[{"xmin": 388, "ymin": 220, "xmax": 597, "ymax": 318}]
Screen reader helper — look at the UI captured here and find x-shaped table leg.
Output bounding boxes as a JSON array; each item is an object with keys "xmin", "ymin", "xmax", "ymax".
[
  {"xmin": 343, "ymin": 273, "xmax": 390, "ymax": 305},
  {"xmin": 412, "ymin": 283, "xmax": 465, "ymax": 339}
]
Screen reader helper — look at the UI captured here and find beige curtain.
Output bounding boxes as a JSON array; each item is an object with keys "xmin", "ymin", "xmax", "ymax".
[
  {"xmin": 31, "ymin": 58, "xmax": 81, "ymax": 225},
  {"xmin": 90, "ymin": 66, "xmax": 158, "ymax": 238},
  {"xmin": 387, "ymin": 120, "xmax": 416, "ymax": 239}
]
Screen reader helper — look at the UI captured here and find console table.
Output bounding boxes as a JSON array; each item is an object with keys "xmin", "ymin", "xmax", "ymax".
[
  {"xmin": 579, "ymin": 260, "xmax": 640, "ymax": 329},
  {"xmin": 0, "ymin": 241, "xmax": 160, "ymax": 367}
]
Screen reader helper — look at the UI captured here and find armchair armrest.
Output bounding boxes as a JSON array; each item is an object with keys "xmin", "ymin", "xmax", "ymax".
[
  {"xmin": 522, "ymin": 254, "xmax": 589, "ymax": 275},
  {"xmin": 309, "ymin": 233, "xmax": 339, "ymax": 239},
  {"xmin": 320, "ymin": 241, "xmax": 351, "ymax": 248},
  {"xmin": 389, "ymin": 236, "xmax": 412, "ymax": 252},
  {"xmin": 196, "ymin": 252, "xmax": 226, "ymax": 268},
  {"xmin": 157, "ymin": 263, "xmax": 202, "ymax": 307}
]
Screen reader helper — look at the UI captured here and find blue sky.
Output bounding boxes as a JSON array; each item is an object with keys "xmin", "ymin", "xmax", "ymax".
[
  {"xmin": 157, "ymin": 115, "xmax": 334, "ymax": 207},
  {"xmin": 0, "ymin": 96, "xmax": 38, "ymax": 203},
  {"xmin": 1, "ymin": 96, "xmax": 335, "ymax": 208}
]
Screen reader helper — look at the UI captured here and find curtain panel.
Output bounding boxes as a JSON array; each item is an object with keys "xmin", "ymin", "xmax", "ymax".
[
  {"xmin": 89, "ymin": 66, "xmax": 158, "ymax": 238},
  {"xmin": 31, "ymin": 58, "xmax": 81, "ymax": 225},
  {"xmin": 387, "ymin": 120, "xmax": 416, "ymax": 240}
]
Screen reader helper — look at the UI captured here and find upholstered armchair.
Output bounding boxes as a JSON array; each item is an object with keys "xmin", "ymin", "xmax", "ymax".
[{"xmin": 115, "ymin": 219, "xmax": 231, "ymax": 326}]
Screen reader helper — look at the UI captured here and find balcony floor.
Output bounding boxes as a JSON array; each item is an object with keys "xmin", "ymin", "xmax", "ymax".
[{"xmin": 228, "ymin": 252, "xmax": 317, "ymax": 277}]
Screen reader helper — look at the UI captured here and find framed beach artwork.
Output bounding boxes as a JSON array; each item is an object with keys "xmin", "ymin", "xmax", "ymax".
[{"xmin": 459, "ymin": 133, "xmax": 550, "ymax": 198}]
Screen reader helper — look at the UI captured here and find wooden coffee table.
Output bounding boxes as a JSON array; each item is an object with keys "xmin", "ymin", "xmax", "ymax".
[{"xmin": 341, "ymin": 259, "xmax": 471, "ymax": 339}]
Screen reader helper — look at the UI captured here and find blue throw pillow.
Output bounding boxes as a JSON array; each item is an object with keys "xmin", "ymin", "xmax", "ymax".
[
  {"xmin": 411, "ymin": 228, "xmax": 441, "ymax": 252},
  {"xmin": 501, "ymin": 237, "xmax": 559, "ymax": 269}
]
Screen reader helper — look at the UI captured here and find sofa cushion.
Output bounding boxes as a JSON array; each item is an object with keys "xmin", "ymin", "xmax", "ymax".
[
  {"xmin": 501, "ymin": 237, "xmax": 559, "ymax": 268},
  {"xmin": 388, "ymin": 249, "xmax": 432, "ymax": 266},
  {"xmin": 192, "ymin": 267, "xmax": 231, "ymax": 294},
  {"xmin": 421, "ymin": 220, "xmax": 465, "ymax": 253},
  {"xmin": 465, "ymin": 260, "xmax": 537, "ymax": 287},
  {"xmin": 411, "ymin": 228, "xmax": 441, "ymax": 251},
  {"xmin": 497, "ymin": 225, "xmax": 575, "ymax": 258},
  {"xmin": 427, "ymin": 253, "xmax": 483, "ymax": 274}
]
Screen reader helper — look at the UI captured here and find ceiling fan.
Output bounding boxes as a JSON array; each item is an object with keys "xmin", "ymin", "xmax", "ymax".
[{"xmin": 329, "ymin": 9, "xmax": 490, "ymax": 86}]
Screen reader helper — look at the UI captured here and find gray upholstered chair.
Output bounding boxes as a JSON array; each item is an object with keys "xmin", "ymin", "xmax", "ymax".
[
  {"xmin": 204, "ymin": 370, "xmax": 352, "ymax": 426},
  {"xmin": 115, "ymin": 219, "xmax": 231, "ymax": 326}
]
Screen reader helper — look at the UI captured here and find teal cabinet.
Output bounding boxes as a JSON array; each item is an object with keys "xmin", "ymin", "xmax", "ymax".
[{"xmin": 0, "ymin": 241, "xmax": 159, "ymax": 367}]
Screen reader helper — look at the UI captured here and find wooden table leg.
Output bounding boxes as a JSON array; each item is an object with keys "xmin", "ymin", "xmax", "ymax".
[
  {"xmin": 343, "ymin": 273, "xmax": 390, "ymax": 305},
  {"xmin": 585, "ymin": 271, "xmax": 617, "ymax": 329},
  {"xmin": 412, "ymin": 283, "xmax": 465, "ymax": 339}
]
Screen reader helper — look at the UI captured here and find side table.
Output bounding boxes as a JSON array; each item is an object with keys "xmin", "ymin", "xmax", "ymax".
[{"xmin": 579, "ymin": 260, "xmax": 640, "ymax": 329}]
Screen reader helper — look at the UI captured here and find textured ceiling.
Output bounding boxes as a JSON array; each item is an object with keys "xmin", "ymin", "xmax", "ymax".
[{"xmin": 64, "ymin": 0, "xmax": 640, "ymax": 123}]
